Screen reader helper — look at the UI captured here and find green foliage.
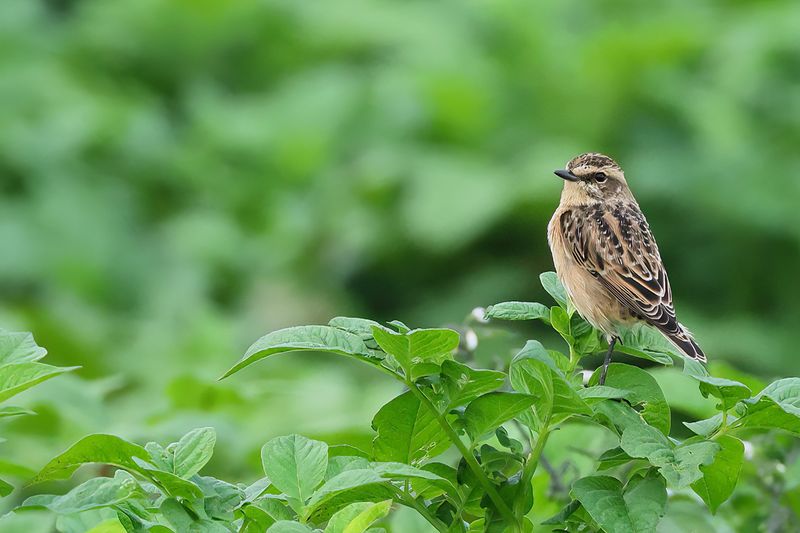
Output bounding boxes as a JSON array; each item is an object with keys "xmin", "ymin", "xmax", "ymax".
[
  {"xmin": 18, "ymin": 274, "xmax": 797, "ymax": 532},
  {"xmin": 0, "ymin": 330, "xmax": 75, "ymax": 495}
]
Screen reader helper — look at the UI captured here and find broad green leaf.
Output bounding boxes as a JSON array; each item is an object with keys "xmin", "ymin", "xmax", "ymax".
[
  {"xmin": 440, "ymin": 360, "xmax": 505, "ymax": 409},
  {"xmin": 20, "ymin": 471, "xmax": 139, "ymax": 514},
  {"xmin": 484, "ymin": 302, "xmax": 550, "ymax": 322},
  {"xmin": 616, "ymin": 324, "xmax": 677, "ymax": 366},
  {"xmin": 510, "ymin": 346, "xmax": 591, "ymax": 428},
  {"xmin": 328, "ymin": 317, "xmax": 383, "ymax": 340},
  {"xmin": 324, "ymin": 500, "xmax": 392, "ymax": 533},
  {"xmin": 693, "ymin": 376, "xmax": 751, "ymax": 412},
  {"xmin": 540, "ymin": 272, "xmax": 571, "ymax": 311},
  {"xmin": 0, "ymin": 478, "xmax": 12, "ymax": 497},
  {"xmin": 144, "ymin": 468, "xmax": 204, "ymax": 499},
  {"xmin": 222, "ymin": 326, "xmax": 375, "ymax": 379},
  {"xmin": 195, "ymin": 476, "xmax": 245, "ymax": 520},
  {"xmin": 683, "ymin": 413, "xmax": 723, "ymax": 437},
  {"xmin": 31, "ymin": 434, "xmax": 150, "ymax": 483},
  {"xmin": 737, "ymin": 378, "xmax": 800, "ymax": 434},
  {"xmin": 0, "ymin": 331, "xmax": 47, "ymax": 364},
  {"xmin": 172, "ymin": 427, "xmax": 216, "ymax": 479},
  {"xmin": 159, "ymin": 498, "xmax": 229, "ymax": 532},
  {"xmin": 550, "ymin": 307, "xmax": 572, "ymax": 342},
  {"xmin": 371, "ymin": 326, "xmax": 458, "ymax": 372},
  {"xmin": 262, "ymin": 435, "xmax": 328, "ymax": 505},
  {"xmin": 620, "ymin": 424, "xmax": 719, "ymax": 488},
  {"xmin": 623, "ymin": 472, "xmax": 668, "ymax": 531},
  {"xmin": 371, "ymin": 391, "xmax": 449, "ymax": 465},
  {"xmin": 0, "ymin": 362, "xmax": 79, "ymax": 403},
  {"xmin": 267, "ymin": 521, "xmax": 314, "ymax": 533},
  {"xmin": 327, "ymin": 456, "xmax": 370, "ymax": 480},
  {"xmin": 593, "ymin": 400, "xmax": 649, "ymax": 434},
  {"xmin": 463, "ymin": 392, "xmax": 536, "ymax": 440},
  {"xmin": 0, "ymin": 406, "xmax": 35, "ymax": 418},
  {"xmin": 597, "ymin": 447, "xmax": 640, "ymax": 471},
  {"xmin": 571, "ymin": 473, "xmax": 666, "ymax": 533},
  {"xmin": 578, "ymin": 386, "xmax": 633, "ymax": 403},
  {"xmin": 368, "ymin": 462, "xmax": 451, "ymax": 491},
  {"xmin": 306, "ymin": 469, "xmax": 394, "ymax": 521},
  {"xmin": 691, "ymin": 435, "xmax": 744, "ymax": 513},
  {"xmin": 590, "ymin": 364, "xmax": 670, "ymax": 434}
]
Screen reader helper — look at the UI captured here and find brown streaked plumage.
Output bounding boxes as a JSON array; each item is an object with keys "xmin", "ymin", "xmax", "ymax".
[{"xmin": 547, "ymin": 153, "xmax": 705, "ymax": 379}]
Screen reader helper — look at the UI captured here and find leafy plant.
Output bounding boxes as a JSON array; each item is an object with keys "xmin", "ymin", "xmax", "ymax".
[
  {"xmin": 0, "ymin": 330, "xmax": 77, "ymax": 496},
  {"xmin": 14, "ymin": 274, "xmax": 800, "ymax": 532}
]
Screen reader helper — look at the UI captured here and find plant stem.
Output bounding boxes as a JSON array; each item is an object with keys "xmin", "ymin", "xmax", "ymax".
[
  {"xmin": 514, "ymin": 414, "xmax": 552, "ymax": 523},
  {"xmin": 407, "ymin": 382, "xmax": 521, "ymax": 531},
  {"xmin": 395, "ymin": 488, "xmax": 449, "ymax": 533}
]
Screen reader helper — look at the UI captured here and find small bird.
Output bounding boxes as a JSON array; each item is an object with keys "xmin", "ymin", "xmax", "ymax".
[{"xmin": 547, "ymin": 153, "xmax": 705, "ymax": 383}]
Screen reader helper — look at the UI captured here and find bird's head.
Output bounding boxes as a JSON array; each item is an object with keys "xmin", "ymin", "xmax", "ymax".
[{"xmin": 554, "ymin": 153, "xmax": 632, "ymax": 203}]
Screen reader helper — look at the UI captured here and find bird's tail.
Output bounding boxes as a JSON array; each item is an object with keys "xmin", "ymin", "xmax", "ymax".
[{"xmin": 656, "ymin": 323, "xmax": 707, "ymax": 363}]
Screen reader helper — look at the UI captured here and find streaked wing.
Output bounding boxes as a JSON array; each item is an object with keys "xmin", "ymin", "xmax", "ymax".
[{"xmin": 559, "ymin": 204, "xmax": 679, "ymax": 332}]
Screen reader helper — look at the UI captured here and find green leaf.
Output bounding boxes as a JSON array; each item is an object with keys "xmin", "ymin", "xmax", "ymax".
[
  {"xmin": 262, "ymin": 435, "xmax": 328, "ymax": 505},
  {"xmin": 590, "ymin": 364, "xmax": 671, "ymax": 435},
  {"xmin": 267, "ymin": 521, "xmax": 314, "ymax": 533},
  {"xmin": 328, "ymin": 317, "xmax": 383, "ymax": 340},
  {"xmin": 578, "ymin": 386, "xmax": 634, "ymax": 403},
  {"xmin": 145, "ymin": 468, "xmax": 204, "ymax": 499},
  {"xmin": 737, "ymin": 378, "xmax": 800, "ymax": 434},
  {"xmin": 20, "ymin": 471, "xmax": 139, "ymax": 514},
  {"xmin": 463, "ymin": 392, "xmax": 536, "ymax": 440},
  {"xmin": 0, "ymin": 363, "xmax": 79, "ymax": 403},
  {"xmin": 683, "ymin": 413, "xmax": 723, "ymax": 437},
  {"xmin": 222, "ymin": 326, "xmax": 376, "ymax": 379},
  {"xmin": 620, "ymin": 424, "xmax": 719, "ymax": 488},
  {"xmin": 693, "ymin": 376, "xmax": 751, "ymax": 412},
  {"xmin": 571, "ymin": 473, "xmax": 666, "ymax": 533},
  {"xmin": 691, "ymin": 435, "xmax": 744, "ymax": 514},
  {"xmin": 371, "ymin": 391, "xmax": 449, "ymax": 466},
  {"xmin": 440, "ymin": 360, "xmax": 505, "ymax": 409},
  {"xmin": 616, "ymin": 324, "xmax": 678, "ymax": 366},
  {"xmin": 0, "ymin": 331, "xmax": 48, "ymax": 364},
  {"xmin": 31, "ymin": 434, "xmax": 151, "ymax": 483},
  {"xmin": 368, "ymin": 462, "xmax": 451, "ymax": 491},
  {"xmin": 549, "ymin": 307, "xmax": 572, "ymax": 342},
  {"xmin": 371, "ymin": 326, "xmax": 458, "ymax": 373},
  {"xmin": 510, "ymin": 345, "xmax": 591, "ymax": 429},
  {"xmin": 0, "ymin": 477, "xmax": 12, "ymax": 497},
  {"xmin": 324, "ymin": 500, "xmax": 392, "ymax": 533},
  {"xmin": 306, "ymin": 469, "xmax": 394, "ymax": 521},
  {"xmin": 540, "ymin": 272, "xmax": 570, "ymax": 311},
  {"xmin": 484, "ymin": 302, "xmax": 550, "ymax": 322},
  {"xmin": 172, "ymin": 427, "xmax": 216, "ymax": 479},
  {"xmin": 159, "ymin": 498, "xmax": 229, "ymax": 532},
  {"xmin": 0, "ymin": 406, "xmax": 36, "ymax": 418}
]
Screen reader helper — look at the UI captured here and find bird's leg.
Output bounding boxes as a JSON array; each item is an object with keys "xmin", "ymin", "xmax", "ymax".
[{"xmin": 598, "ymin": 336, "xmax": 618, "ymax": 386}]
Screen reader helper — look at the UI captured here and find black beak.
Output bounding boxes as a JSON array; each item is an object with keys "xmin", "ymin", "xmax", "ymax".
[{"xmin": 554, "ymin": 169, "xmax": 579, "ymax": 182}]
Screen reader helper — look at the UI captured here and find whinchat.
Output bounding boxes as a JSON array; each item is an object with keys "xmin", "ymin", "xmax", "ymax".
[{"xmin": 547, "ymin": 153, "xmax": 705, "ymax": 382}]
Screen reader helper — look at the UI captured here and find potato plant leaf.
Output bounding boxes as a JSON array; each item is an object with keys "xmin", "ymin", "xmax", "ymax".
[
  {"xmin": 222, "ymin": 326, "xmax": 377, "ymax": 379},
  {"xmin": 620, "ymin": 424, "xmax": 719, "ymax": 488},
  {"xmin": 261, "ymin": 435, "xmax": 328, "ymax": 505},
  {"xmin": 0, "ymin": 363, "xmax": 79, "ymax": 403},
  {"xmin": 484, "ymin": 302, "xmax": 550, "ymax": 323},
  {"xmin": 691, "ymin": 435, "xmax": 744, "ymax": 513},
  {"xmin": 571, "ymin": 473, "xmax": 666, "ymax": 533},
  {"xmin": 371, "ymin": 391, "xmax": 449, "ymax": 465},
  {"xmin": 590, "ymin": 364, "xmax": 671, "ymax": 434},
  {"xmin": 463, "ymin": 392, "xmax": 536, "ymax": 440}
]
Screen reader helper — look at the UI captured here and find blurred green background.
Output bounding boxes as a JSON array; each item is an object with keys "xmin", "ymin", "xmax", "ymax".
[{"xmin": 1, "ymin": 0, "xmax": 800, "ymax": 521}]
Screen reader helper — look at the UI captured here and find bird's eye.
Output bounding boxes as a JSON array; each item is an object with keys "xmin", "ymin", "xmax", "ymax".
[{"xmin": 595, "ymin": 172, "xmax": 607, "ymax": 182}]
